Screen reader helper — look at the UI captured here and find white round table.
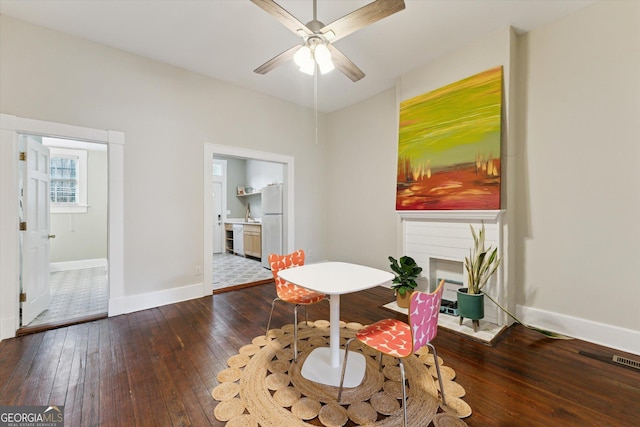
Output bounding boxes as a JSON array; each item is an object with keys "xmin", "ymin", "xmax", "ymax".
[{"xmin": 278, "ymin": 261, "xmax": 393, "ymax": 387}]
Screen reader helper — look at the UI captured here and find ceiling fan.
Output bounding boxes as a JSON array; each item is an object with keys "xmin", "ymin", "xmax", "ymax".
[{"xmin": 251, "ymin": 0, "xmax": 406, "ymax": 82}]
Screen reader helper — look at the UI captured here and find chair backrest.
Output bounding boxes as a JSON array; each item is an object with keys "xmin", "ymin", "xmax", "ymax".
[
  {"xmin": 408, "ymin": 279, "xmax": 444, "ymax": 351},
  {"xmin": 268, "ymin": 250, "xmax": 305, "ymax": 297}
]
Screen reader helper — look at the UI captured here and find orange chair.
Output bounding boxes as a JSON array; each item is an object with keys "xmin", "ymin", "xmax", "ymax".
[
  {"xmin": 266, "ymin": 250, "xmax": 326, "ymax": 362},
  {"xmin": 338, "ymin": 280, "xmax": 447, "ymax": 427}
]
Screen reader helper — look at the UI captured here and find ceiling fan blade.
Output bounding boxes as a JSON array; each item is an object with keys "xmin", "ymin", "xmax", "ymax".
[
  {"xmin": 251, "ymin": 0, "xmax": 313, "ymax": 36},
  {"xmin": 320, "ymin": 0, "xmax": 405, "ymax": 43},
  {"xmin": 254, "ymin": 44, "xmax": 301, "ymax": 75},
  {"xmin": 327, "ymin": 44, "xmax": 365, "ymax": 82}
]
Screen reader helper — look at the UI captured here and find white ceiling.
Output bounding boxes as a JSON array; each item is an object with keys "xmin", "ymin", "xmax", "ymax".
[{"xmin": 0, "ymin": 0, "xmax": 596, "ymax": 113}]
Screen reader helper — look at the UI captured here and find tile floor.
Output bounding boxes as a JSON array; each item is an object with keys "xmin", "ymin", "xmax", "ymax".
[
  {"xmin": 26, "ymin": 254, "xmax": 271, "ymax": 327},
  {"xmin": 26, "ymin": 266, "xmax": 108, "ymax": 327},
  {"xmin": 213, "ymin": 252, "xmax": 274, "ymax": 290}
]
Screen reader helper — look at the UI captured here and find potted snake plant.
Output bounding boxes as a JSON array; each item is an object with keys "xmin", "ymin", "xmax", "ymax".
[
  {"xmin": 389, "ymin": 255, "xmax": 423, "ymax": 308},
  {"xmin": 458, "ymin": 223, "xmax": 571, "ymax": 339},
  {"xmin": 458, "ymin": 222, "xmax": 501, "ymax": 331}
]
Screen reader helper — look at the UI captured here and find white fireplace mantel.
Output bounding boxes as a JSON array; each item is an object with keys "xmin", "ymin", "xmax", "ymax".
[
  {"xmin": 399, "ymin": 209, "xmax": 509, "ymax": 327},
  {"xmin": 398, "ymin": 209, "xmax": 504, "ymax": 222}
]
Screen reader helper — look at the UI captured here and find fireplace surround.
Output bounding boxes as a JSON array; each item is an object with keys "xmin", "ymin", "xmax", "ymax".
[{"xmin": 399, "ymin": 210, "xmax": 509, "ymax": 330}]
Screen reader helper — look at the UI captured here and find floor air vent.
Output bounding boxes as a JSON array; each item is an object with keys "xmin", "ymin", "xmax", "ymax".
[
  {"xmin": 613, "ymin": 355, "xmax": 640, "ymax": 370},
  {"xmin": 579, "ymin": 350, "xmax": 640, "ymax": 371}
]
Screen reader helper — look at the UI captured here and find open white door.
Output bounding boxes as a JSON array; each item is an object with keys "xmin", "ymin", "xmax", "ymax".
[
  {"xmin": 213, "ymin": 182, "xmax": 223, "ymax": 254},
  {"xmin": 212, "ymin": 159, "xmax": 226, "ymax": 255},
  {"xmin": 20, "ymin": 134, "xmax": 51, "ymax": 325}
]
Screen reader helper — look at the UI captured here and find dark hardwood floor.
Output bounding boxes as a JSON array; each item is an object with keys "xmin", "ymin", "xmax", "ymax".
[{"xmin": 1, "ymin": 283, "xmax": 638, "ymax": 426}]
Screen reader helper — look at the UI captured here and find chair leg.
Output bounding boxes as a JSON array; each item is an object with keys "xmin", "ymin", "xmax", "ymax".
[
  {"xmin": 337, "ymin": 337, "xmax": 356, "ymax": 402},
  {"xmin": 427, "ymin": 342, "xmax": 447, "ymax": 406},
  {"xmin": 399, "ymin": 359, "xmax": 408, "ymax": 427},
  {"xmin": 265, "ymin": 297, "xmax": 281, "ymax": 337},
  {"xmin": 293, "ymin": 305, "xmax": 299, "ymax": 362}
]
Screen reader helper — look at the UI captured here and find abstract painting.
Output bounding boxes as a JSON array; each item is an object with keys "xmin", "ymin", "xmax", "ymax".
[{"xmin": 396, "ymin": 66, "xmax": 503, "ymax": 210}]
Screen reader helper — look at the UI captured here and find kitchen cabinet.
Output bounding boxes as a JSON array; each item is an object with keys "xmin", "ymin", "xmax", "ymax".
[
  {"xmin": 224, "ymin": 223, "xmax": 234, "ymax": 254},
  {"xmin": 225, "ymin": 222, "xmax": 261, "ymax": 260},
  {"xmin": 243, "ymin": 224, "xmax": 262, "ymax": 259}
]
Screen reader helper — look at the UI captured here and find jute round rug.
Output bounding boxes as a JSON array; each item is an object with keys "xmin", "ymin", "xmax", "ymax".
[{"xmin": 212, "ymin": 320, "xmax": 471, "ymax": 426}]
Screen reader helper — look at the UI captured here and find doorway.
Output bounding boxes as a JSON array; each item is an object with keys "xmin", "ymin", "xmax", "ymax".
[
  {"xmin": 0, "ymin": 114, "xmax": 125, "ymax": 340},
  {"xmin": 19, "ymin": 135, "xmax": 108, "ymax": 328},
  {"xmin": 211, "ymin": 156, "xmax": 283, "ymax": 291},
  {"xmin": 203, "ymin": 144, "xmax": 295, "ymax": 294}
]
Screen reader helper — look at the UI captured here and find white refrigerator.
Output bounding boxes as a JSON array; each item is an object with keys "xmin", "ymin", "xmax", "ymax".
[{"xmin": 261, "ymin": 184, "xmax": 283, "ymax": 269}]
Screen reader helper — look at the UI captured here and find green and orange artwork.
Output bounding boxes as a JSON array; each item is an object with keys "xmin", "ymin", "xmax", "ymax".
[{"xmin": 396, "ymin": 66, "xmax": 503, "ymax": 210}]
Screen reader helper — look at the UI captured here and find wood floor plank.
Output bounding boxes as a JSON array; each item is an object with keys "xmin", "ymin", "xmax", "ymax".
[
  {"xmin": 48, "ymin": 323, "xmax": 85, "ymax": 406},
  {"xmin": 79, "ymin": 321, "xmax": 102, "ymax": 426},
  {"xmin": 0, "ymin": 332, "xmax": 44, "ymax": 405},
  {"xmin": 150, "ymin": 305, "xmax": 217, "ymax": 426},
  {"xmin": 158, "ymin": 302, "xmax": 227, "ymax": 399},
  {"xmin": 124, "ymin": 309, "xmax": 175, "ymax": 427},
  {"xmin": 0, "ymin": 282, "xmax": 638, "ymax": 426},
  {"xmin": 142, "ymin": 307, "xmax": 193, "ymax": 427},
  {"xmin": 16, "ymin": 328, "xmax": 67, "ymax": 404}
]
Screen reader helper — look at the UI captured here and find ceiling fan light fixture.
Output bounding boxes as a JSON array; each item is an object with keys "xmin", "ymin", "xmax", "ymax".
[
  {"xmin": 294, "ymin": 46, "xmax": 315, "ymax": 75},
  {"xmin": 252, "ymin": 0, "xmax": 405, "ymax": 82},
  {"xmin": 314, "ymin": 43, "xmax": 334, "ymax": 74},
  {"xmin": 294, "ymin": 45, "xmax": 312, "ymax": 67},
  {"xmin": 299, "ymin": 61, "xmax": 315, "ymax": 75}
]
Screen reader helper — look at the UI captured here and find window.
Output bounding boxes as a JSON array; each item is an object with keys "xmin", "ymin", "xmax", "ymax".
[
  {"xmin": 50, "ymin": 155, "xmax": 78, "ymax": 203},
  {"xmin": 48, "ymin": 147, "xmax": 88, "ymax": 213}
]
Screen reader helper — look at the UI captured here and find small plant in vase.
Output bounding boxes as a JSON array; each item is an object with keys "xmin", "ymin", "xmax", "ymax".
[
  {"xmin": 458, "ymin": 222, "xmax": 501, "ymax": 332},
  {"xmin": 389, "ymin": 255, "xmax": 422, "ymax": 309}
]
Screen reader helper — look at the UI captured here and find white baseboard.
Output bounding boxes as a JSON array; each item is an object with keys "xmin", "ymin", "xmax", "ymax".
[
  {"xmin": 0, "ymin": 316, "xmax": 17, "ymax": 342},
  {"xmin": 517, "ymin": 305, "xmax": 640, "ymax": 356},
  {"xmin": 108, "ymin": 282, "xmax": 206, "ymax": 317},
  {"xmin": 50, "ymin": 258, "xmax": 107, "ymax": 272}
]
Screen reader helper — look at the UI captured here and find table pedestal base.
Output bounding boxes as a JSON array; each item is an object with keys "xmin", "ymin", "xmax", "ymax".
[{"xmin": 301, "ymin": 347, "xmax": 366, "ymax": 388}]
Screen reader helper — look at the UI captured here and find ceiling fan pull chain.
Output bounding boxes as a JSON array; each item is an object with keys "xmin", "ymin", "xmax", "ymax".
[{"xmin": 314, "ymin": 64, "xmax": 318, "ymax": 145}]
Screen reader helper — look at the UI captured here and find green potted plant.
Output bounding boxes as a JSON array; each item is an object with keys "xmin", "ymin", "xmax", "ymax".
[
  {"xmin": 389, "ymin": 255, "xmax": 423, "ymax": 308},
  {"xmin": 458, "ymin": 223, "xmax": 571, "ymax": 339},
  {"xmin": 458, "ymin": 222, "xmax": 501, "ymax": 331}
]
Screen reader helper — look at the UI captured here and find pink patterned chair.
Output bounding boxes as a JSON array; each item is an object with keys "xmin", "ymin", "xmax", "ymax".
[
  {"xmin": 338, "ymin": 279, "xmax": 446, "ymax": 426},
  {"xmin": 266, "ymin": 250, "xmax": 326, "ymax": 362}
]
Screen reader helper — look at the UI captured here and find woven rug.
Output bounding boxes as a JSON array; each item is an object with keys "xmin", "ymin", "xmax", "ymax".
[{"xmin": 211, "ymin": 320, "xmax": 471, "ymax": 426}]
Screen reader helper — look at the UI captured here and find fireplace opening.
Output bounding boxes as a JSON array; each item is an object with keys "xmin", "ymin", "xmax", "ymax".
[{"xmin": 429, "ymin": 258, "xmax": 464, "ymax": 316}]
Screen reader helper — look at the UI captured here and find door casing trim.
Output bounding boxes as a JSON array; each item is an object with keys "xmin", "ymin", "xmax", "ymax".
[
  {"xmin": 0, "ymin": 114, "xmax": 124, "ymax": 339},
  {"xmin": 203, "ymin": 143, "xmax": 294, "ymax": 294}
]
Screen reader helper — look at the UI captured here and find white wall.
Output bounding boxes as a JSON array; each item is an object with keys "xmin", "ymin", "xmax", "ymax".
[
  {"xmin": 0, "ymin": 15, "xmax": 328, "ymax": 301},
  {"xmin": 326, "ymin": 88, "xmax": 399, "ymax": 271},
  {"xmin": 515, "ymin": 1, "xmax": 640, "ymax": 339},
  {"xmin": 328, "ymin": 1, "xmax": 640, "ymax": 353},
  {"xmin": 246, "ymin": 159, "xmax": 284, "ymax": 191},
  {"xmin": 220, "ymin": 157, "xmax": 246, "ymax": 218},
  {"xmin": 245, "ymin": 159, "xmax": 284, "ymax": 218},
  {"xmin": 50, "ymin": 148, "xmax": 108, "ymax": 263}
]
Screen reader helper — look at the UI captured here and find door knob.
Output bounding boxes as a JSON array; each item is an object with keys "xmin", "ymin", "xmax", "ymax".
[{"xmin": 48, "ymin": 234, "xmax": 56, "ymax": 239}]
